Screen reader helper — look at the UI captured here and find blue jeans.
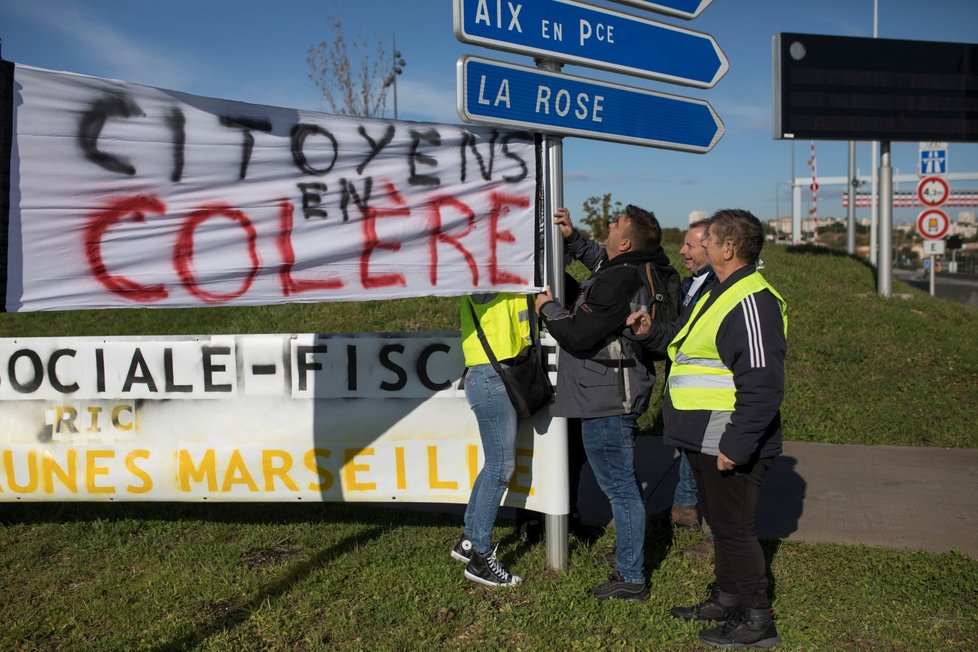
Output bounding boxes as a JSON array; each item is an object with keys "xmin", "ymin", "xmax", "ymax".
[
  {"xmin": 582, "ymin": 413, "xmax": 645, "ymax": 584},
  {"xmin": 463, "ymin": 363, "xmax": 519, "ymax": 554},
  {"xmin": 674, "ymin": 449, "xmax": 698, "ymax": 507}
]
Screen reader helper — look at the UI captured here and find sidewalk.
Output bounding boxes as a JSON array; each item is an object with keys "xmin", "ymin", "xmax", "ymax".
[{"xmin": 589, "ymin": 439, "xmax": 978, "ymax": 559}]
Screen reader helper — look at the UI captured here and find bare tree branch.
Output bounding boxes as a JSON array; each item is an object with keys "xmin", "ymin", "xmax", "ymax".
[{"xmin": 307, "ymin": 16, "xmax": 391, "ymax": 118}]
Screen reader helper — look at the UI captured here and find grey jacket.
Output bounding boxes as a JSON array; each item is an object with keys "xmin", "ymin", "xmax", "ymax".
[{"xmin": 540, "ymin": 231, "xmax": 668, "ymax": 418}]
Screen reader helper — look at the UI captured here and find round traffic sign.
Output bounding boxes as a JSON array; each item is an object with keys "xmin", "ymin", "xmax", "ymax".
[
  {"xmin": 917, "ymin": 209, "xmax": 950, "ymax": 240},
  {"xmin": 917, "ymin": 176, "xmax": 949, "ymax": 207},
  {"xmin": 809, "ymin": 182, "xmax": 819, "ymax": 192}
]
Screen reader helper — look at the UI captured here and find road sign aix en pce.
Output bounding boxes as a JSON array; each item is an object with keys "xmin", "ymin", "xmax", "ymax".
[{"xmin": 453, "ymin": 0, "xmax": 728, "ymax": 88}]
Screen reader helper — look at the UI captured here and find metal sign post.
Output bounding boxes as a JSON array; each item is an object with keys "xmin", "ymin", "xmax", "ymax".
[
  {"xmin": 918, "ymin": 209, "xmax": 950, "ymax": 298},
  {"xmin": 534, "ymin": 55, "xmax": 570, "ymax": 571},
  {"xmin": 922, "ymin": 240, "xmax": 946, "ymax": 296}
]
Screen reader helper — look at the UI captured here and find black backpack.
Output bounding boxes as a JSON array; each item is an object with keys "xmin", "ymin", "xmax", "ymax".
[{"xmin": 634, "ymin": 260, "xmax": 681, "ymax": 361}]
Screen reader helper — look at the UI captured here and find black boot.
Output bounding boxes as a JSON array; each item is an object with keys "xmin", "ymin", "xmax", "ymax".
[
  {"xmin": 698, "ymin": 606, "xmax": 781, "ymax": 649},
  {"xmin": 670, "ymin": 584, "xmax": 739, "ymax": 622}
]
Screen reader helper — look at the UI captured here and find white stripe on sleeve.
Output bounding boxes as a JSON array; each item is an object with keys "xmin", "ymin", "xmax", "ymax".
[{"xmin": 740, "ymin": 294, "xmax": 766, "ymax": 368}]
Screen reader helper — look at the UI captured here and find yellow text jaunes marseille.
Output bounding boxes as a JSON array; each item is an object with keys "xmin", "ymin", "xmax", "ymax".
[{"xmin": 0, "ymin": 445, "xmax": 536, "ymax": 497}]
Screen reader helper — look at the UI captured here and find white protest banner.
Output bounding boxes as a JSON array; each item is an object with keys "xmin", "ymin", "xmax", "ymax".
[
  {"xmin": 0, "ymin": 332, "xmax": 567, "ymax": 514},
  {"xmin": 0, "ymin": 62, "xmax": 538, "ymax": 312}
]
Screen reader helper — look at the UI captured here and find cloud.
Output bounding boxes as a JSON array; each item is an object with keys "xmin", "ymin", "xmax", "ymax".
[
  {"xmin": 714, "ymin": 99, "xmax": 771, "ymax": 131},
  {"xmin": 395, "ymin": 79, "xmax": 460, "ymax": 124},
  {"xmin": 7, "ymin": 1, "xmax": 191, "ymax": 90}
]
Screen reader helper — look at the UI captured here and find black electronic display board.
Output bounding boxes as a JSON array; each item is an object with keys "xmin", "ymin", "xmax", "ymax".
[{"xmin": 773, "ymin": 33, "xmax": 978, "ymax": 142}]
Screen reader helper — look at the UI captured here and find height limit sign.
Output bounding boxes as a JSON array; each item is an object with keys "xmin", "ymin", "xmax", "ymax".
[{"xmin": 917, "ymin": 176, "xmax": 949, "ymax": 207}]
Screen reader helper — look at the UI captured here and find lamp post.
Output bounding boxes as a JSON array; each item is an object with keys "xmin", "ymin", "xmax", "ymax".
[{"xmin": 383, "ymin": 36, "xmax": 406, "ymax": 120}]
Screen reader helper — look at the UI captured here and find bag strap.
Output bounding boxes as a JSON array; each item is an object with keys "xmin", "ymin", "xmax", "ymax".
[{"xmin": 644, "ymin": 262, "xmax": 658, "ymax": 321}]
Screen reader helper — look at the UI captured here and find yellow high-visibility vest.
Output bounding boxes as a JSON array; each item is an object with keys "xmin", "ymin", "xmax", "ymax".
[
  {"xmin": 667, "ymin": 272, "xmax": 787, "ymax": 411},
  {"xmin": 460, "ymin": 293, "xmax": 532, "ymax": 367}
]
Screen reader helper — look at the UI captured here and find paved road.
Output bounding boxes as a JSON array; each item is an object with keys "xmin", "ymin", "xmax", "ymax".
[
  {"xmin": 614, "ymin": 439, "xmax": 978, "ymax": 559},
  {"xmin": 894, "ymin": 268, "xmax": 978, "ymax": 307}
]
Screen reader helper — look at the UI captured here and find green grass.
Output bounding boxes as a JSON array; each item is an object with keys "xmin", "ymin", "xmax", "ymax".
[
  {"xmin": 1, "ymin": 502, "xmax": 975, "ymax": 651},
  {"xmin": 3, "ymin": 235, "xmax": 978, "ymax": 650},
  {"xmin": 765, "ymin": 244, "xmax": 978, "ymax": 447}
]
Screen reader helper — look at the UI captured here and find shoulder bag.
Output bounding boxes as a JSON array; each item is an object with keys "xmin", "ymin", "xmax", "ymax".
[{"xmin": 467, "ymin": 296, "xmax": 553, "ymax": 418}]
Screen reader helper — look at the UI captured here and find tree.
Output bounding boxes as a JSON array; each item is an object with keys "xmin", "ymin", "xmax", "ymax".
[
  {"xmin": 307, "ymin": 17, "xmax": 391, "ymax": 117},
  {"xmin": 579, "ymin": 194, "xmax": 623, "ymax": 242}
]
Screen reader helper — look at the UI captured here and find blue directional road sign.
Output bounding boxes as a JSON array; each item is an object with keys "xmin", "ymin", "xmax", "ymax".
[
  {"xmin": 453, "ymin": 0, "xmax": 728, "ymax": 88},
  {"xmin": 607, "ymin": 0, "xmax": 713, "ymax": 20},
  {"xmin": 457, "ymin": 56, "xmax": 724, "ymax": 153}
]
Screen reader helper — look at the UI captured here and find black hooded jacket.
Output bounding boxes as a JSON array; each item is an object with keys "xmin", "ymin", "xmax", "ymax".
[{"xmin": 539, "ymin": 230, "xmax": 671, "ymax": 417}]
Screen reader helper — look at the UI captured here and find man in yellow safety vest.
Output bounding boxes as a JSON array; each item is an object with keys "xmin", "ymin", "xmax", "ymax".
[{"xmin": 629, "ymin": 209, "xmax": 787, "ymax": 649}]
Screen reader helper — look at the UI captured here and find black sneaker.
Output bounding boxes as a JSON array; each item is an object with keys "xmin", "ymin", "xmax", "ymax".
[
  {"xmin": 464, "ymin": 545, "xmax": 522, "ymax": 587},
  {"xmin": 671, "ymin": 583, "xmax": 739, "ymax": 622},
  {"xmin": 698, "ymin": 606, "xmax": 781, "ymax": 649},
  {"xmin": 451, "ymin": 533, "xmax": 474, "ymax": 564},
  {"xmin": 591, "ymin": 571, "xmax": 649, "ymax": 602},
  {"xmin": 518, "ymin": 517, "xmax": 543, "ymax": 545}
]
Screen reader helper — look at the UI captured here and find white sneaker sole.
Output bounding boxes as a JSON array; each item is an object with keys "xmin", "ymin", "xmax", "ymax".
[{"xmin": 463, "ymin": 569, "xmax": 522, "ymax": 587}]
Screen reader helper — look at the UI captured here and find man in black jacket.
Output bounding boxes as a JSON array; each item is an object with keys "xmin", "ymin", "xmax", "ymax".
[
  {"xmin": 629, "ymin": 209, "xmax": 786, "ymax": 648},
  {"xmin": 535, "ymin": 204, "xmax": 670, "ymax": 602}
]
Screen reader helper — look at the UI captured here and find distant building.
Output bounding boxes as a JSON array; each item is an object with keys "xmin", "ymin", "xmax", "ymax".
[{"xmin": 768, "ymin": 217, "xmax": 792, "ymax": 235}]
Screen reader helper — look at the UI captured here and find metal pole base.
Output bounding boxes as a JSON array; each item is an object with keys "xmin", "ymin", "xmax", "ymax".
[{"xmin": 544, "ymin": 514, "xmax": 568, "ymax": 570}]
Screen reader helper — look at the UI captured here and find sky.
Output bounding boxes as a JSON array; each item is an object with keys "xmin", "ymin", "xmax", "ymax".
[{"xmin": 1, "ymin": 0, "xmax": 977, "ymax": 229}]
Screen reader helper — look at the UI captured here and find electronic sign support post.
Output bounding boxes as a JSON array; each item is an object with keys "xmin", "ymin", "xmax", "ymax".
[
  {"xmin": 847, "ymin": 142, "xmax": 857, "ymax": 255},
  {"xmin": 878, "ymin": 142, "xmax": 893, "ymax": 298}
]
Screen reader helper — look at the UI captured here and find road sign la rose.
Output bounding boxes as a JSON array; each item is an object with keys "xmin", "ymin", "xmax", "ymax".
[
  {"xmin": 917, "ymin": 176, "xmax": 949, "ymax": 207},
  {"xmin": 456, "ymin": 56, "xmax": 724, "ymax": 153},
  {"xmin": 917, "ymin": 209, "xmax": 950, "ymax": 240}
]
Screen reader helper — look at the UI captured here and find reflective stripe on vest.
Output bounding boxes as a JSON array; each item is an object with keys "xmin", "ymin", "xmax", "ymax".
[
  {"xmin": 667, "ymin": 272, "xmax": 787, "ymax": 411},
  {"xmin": 460, "ymin": 293, "xmax": 532, "ymax": 367}
]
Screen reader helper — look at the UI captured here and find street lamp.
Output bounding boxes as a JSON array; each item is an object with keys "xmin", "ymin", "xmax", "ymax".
[{"xmin": 383, "ymin": 36, "xmax": 406, "ymax": 120}]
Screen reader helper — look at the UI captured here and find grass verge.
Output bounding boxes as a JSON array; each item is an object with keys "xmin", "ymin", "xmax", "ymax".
[{"xmin": 1, "ymin": 501, "xmax": 976, "ymax": 651}]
